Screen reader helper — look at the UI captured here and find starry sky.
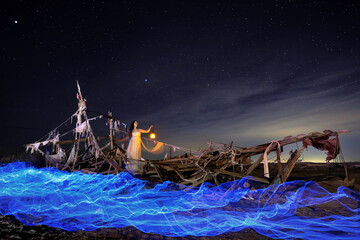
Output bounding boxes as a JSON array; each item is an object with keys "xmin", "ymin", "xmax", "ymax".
[{"xmin": 1, "ymin": 1, "xmax": 359, "ymax": 162}]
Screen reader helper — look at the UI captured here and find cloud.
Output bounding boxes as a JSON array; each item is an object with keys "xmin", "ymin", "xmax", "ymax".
[{"xmin": 145, "ymin": 65, "xmax": 360, "ymax": 152}]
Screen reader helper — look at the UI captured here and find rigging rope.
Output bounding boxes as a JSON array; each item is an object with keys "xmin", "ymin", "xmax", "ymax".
[
  {"xmin": 35, "ymin": 116, "xmax": 72, "ymax": 142},
  {"xmin": 31, "ymin": 108, "xmax": 200, "ymax": 155}
]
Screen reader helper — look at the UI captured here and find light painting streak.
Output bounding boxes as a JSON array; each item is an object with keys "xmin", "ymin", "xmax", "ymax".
[{"xmin": 0, "ymin": 162, "xmax": 359, "ymax": 239}]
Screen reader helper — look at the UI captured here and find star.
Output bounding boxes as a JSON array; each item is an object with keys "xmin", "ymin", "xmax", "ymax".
[{"xmin": 14, "ymin": 20, "xmax": 18, "ymax": 24}]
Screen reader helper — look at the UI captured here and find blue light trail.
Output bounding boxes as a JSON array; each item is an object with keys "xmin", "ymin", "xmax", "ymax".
[{"xmin": 0, "ymin": 162, "xmax": 359, "ymax": 239}]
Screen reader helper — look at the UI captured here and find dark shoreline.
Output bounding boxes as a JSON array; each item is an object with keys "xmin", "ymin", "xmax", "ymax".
[{"xmin": 0, "ymin": 214, "xmax": 274, "ymax": 240}]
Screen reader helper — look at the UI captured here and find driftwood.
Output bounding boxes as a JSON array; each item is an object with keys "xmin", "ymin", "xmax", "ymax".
[
  {"xmin": 30, "ymin": 84, "xmax": 351, "ymax": 188},
  {"xmin": 44, "ymin": 129, "xmax": 348, "ymax": 188}
]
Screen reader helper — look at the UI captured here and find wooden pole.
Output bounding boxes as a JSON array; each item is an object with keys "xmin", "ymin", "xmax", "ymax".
[
  {"xmin": 276, "ymin": 147, "xmax": 282, "ymax": 181},
  {"xmin": 236, "ymin": 130, "xmax": 348, "ymax": 155},
  {"xmin": 281, "ymin": 145, "xmax": 306, "ymax": 183},
  {"xmin": 56, "ymin": 136, "xmax": 109, "ymax": 145},
  {"xmin": 245, "ymin": 154, "xmax": 264, "ymax": 175},
  {"xmin": 109, "ymin": 112, "xmax": 114, "ymax": 150}
]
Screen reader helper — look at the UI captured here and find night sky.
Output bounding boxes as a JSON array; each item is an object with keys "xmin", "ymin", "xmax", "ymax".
[{"xmin": 1, "ymin": 1, "xmax": 359, "ymax": 162}]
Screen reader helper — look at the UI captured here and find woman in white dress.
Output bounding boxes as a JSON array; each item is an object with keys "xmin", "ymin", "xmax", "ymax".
[{"xmin": 126, "ymin": 120, "xmax": 153, "ymax": 160}]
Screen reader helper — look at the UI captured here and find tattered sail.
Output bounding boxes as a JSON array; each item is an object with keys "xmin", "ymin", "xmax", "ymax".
[{"xmin": 25, "ymin": 82, "xmax": 104, "ymax": 168}]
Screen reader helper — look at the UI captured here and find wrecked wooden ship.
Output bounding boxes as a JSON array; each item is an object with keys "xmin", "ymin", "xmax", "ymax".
[{"xmin": 25, "ymin": 83, "xmax": 352, "ymax": 187}]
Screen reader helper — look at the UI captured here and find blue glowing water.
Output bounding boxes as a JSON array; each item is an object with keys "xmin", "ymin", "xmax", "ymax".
[{"xmin": 0, "ymin": 162, "xmax": 359, "ymax": 239}]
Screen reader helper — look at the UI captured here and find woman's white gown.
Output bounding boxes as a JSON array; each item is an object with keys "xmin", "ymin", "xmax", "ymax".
[
  {"xmin": 126, "ymin": 129, "xmax": 164, "ymax": 175},
  {"xmin": 127, "ymin": 131, "xmax": 141, "ymax": 160},
  {"xmin": 126, "ymin": 131, "xmax": 144, "ymax": 175}
]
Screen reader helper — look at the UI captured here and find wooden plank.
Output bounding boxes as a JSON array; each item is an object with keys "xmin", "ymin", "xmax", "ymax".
[
  {"xmin": 156, "ymin": 158, "xmax": 186, "ymax": 163},
  {"xmin": 177, "ymin": 168, "xmax": 201, "ymax": 172},
  {"xmin": 190, "ymin": 174, "xmax": 212, "ymax": 187},
  {"xmin": 190, "ymin": 170, "xmax": 202, "ymax": 177},
  {"xmin": 81, "ymin": 169, "xmax": 96, "ymax": 174},
  {"xmin": 151, "ymin": 163, "xmax": 163, "ymax": 182},
  {"xmin": 91, "ymin": 160, "xmax": 106, "ymax": 166},
  {"xmin": 179, "ymin": 172, "xmax": 205, "ymax": 185},
  {"xmin": 154, "ymin": 164, "xmax": 188, "ymax": 182},
  {"xmin": 281, "ymin": 145, "xmax": 305, "ymax": 183},
  {"xmin": 245, "ymin": 154, "xmax": 264, "ymax": 175},
  {"xmin": 276, "ymin": 147, "xmax": 282, "ymax": 181},
  {"xmin": 56, "ymin": 136, "xmax": 109, "ymax": 145},
  {"xmin": 96, "ymin": 159, "xmax": 106, "ymax": 173},
  {"xmin": 213, "ymin": 175, "xmax": 220, "ymax": 186},
  {"xmin": 108, "ymin": 159, "xmax": 120, "ymax": 172},
  {"xmin": 214, "ymin": 169, "xmax": 269, "ymax": 184},
  {"xmin": 158, "ymin": 164, "xmax": 174, "ymax": 171},
  {"xmin": 237, "ymin": 131, "xmax": 344, "ymax": 155},
  {"xmin": 157, "ymin": 160, "xmax": 191, "ymax": 165},
  {"xmin": 174, "ymin": 169, "xmax": 187, "ymax": 181},
  {"xmin": 108, "ymin": 112, "xmax": 114, "ymax": 150}
]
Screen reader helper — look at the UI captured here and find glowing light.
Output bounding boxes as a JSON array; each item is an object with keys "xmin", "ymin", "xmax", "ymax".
[
  {"xmin": 150, "ymin": 133, "xmax": 156, "ymax": 139},
  {"xmin": 0, "ymin": 161, "xmax": 359, "ymax": 239},
  {"xmin": 14, "ymin": 20, "xmax": 18, "ymax": 24}
]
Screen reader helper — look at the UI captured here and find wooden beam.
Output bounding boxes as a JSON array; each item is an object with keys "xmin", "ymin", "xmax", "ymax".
[
  {"xmin": 213, "ymin": 175, "xmax": 220, "ymax": 186},
  {"xmin": 190, "ymin": 174, "xmax": 212, "ymax": 187},
  {"xmin": 245, "ymin": 154, "xmax": 264, "ymax": 175},
  {"xmin": 281, "ymin": 145, "xmax": 306, "ymax": 183},
  {"xmin": 276, "ymin": 147, "xmax": 282, "ymax": 180},
  {"xmin": 179, "ymin": 172, "xmax": 206, "ymax": 185},
  {"xmin": 214, "ymin": 169, "xmax": 269, "ymax": 184},
  {"xmin": 108, "ymin": 112, "xmax": 114, "ymax": 150},
  {"xmin": 56, "ymin": 136, "xmax": 109, "ymax": 145},
  {"xmin": 151, "ymin": 163, "xmax": 163, "ymax": 182},
  {"xmin": 237, "ymin": 130, "xmax": 346, "ymax": 155}
]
